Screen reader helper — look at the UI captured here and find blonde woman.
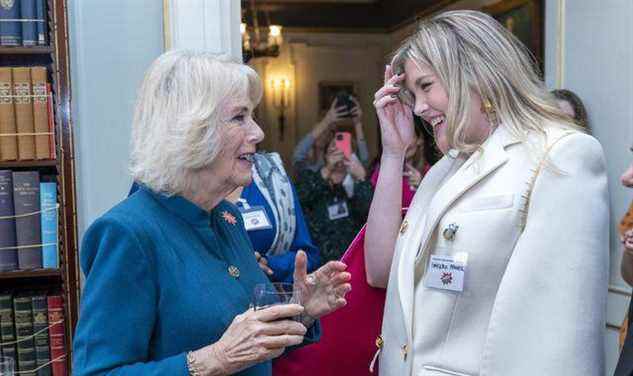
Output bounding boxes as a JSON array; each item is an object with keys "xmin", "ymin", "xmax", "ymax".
[{"xmin": 365, "ymin": 10, "xmax": 608, "ymax": 376}]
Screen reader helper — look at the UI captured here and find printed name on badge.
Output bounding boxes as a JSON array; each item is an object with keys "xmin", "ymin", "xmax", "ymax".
[
  {"xmin": 241, "ymin": 206, "xmax": 272, "ymax": 231},
  {"xmin": 424, "ymin": 253, "xmax": 468, "ymax": 292},
  {"xmin": 327, "ymin": 201, "xmax": 349, "ymax": 220}
]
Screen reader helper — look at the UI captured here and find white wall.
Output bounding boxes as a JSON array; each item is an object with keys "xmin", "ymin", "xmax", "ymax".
[
  {"xmin": 545, "ymin": 1, "xmax": 633, "ymax": 375},
  {"xmin": 69, "ymin": 0, "xmax": 242, "ymax": 248},
  {"xmin": 68, "ymin": 0, "xmax": 164, "ymax": 240}
]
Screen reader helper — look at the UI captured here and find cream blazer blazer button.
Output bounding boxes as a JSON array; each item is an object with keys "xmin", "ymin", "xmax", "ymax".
[
  {"xmin": 401, "ymin": 344, "xmax": 408, "ymax": 361},
  {"xmin": 400, "ymin": 220, "xmax": 409, "ymax": 234}
]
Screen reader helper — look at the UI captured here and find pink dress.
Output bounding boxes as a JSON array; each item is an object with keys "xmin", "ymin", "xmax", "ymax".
[{"xmin": 272, "ymin": 163, "xmax": 428, "ymax": 375}]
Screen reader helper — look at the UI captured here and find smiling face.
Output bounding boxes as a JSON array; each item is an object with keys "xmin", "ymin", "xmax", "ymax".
[
  {"xmin": 622, "ymin": 151, "xmax": 633, "ymax": 188},
  {"xmin": 197, "ymin": 98, "xmax": 264, "ymax": 193},
  {"xmin": 403, "ymin": 59, "xmax": 491, "ymax": 154}
]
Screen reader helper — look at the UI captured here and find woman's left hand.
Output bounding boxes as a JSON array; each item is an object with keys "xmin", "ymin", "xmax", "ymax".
[
  {"xmin": 292, "ymin": 251, "xmax": 351, "ymax": 322},
  {"xmin": 254, "ymin": 252, "xmax": 274, "ymax": 276},
  {"xmin": 404, "ymin": 162, "xmax": 422, "ymax": 189}
]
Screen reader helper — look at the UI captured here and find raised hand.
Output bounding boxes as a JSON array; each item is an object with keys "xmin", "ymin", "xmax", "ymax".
[
  {"xmin": 345, "ymin": 154, "xmax": 367, "ymax": 181},
  {"xmin": 373, "ymin": 64, "xmax": 415, "ymax": 158},
  {"xmin": 292, "ymin": 250, "xmax": 351, "ymax": 322}
]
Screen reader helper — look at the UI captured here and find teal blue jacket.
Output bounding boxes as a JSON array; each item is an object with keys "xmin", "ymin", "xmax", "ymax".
[{"xmin": 73, "ymin": 186, "xmax": 319, "ymax": 375}]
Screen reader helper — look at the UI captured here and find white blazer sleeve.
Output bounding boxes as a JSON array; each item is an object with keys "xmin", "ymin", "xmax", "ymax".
[{"xmin": 480, "ymin": 133, "xmax": 609, "ymax": 376}]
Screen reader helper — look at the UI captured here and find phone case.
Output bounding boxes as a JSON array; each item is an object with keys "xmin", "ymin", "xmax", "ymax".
[{"xmin": 335, "ymin": 132, "xmax": 352, "ymax": 159}]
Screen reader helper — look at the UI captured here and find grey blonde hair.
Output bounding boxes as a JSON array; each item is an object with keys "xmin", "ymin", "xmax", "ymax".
[
  {"xmin": 129, "ymin": 50, "xmax": 263, "ymax": 195},
  {"xmin": 392, "ymin": 10, "xmax": 578, "ymax": 154}
]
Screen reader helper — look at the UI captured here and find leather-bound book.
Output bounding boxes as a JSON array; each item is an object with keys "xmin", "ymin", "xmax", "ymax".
[
  {"xmin": 45, "ymin": 83, "xmax": 55, "ymax": 159},
  {"xmin": 31, "ymin": 67, "xmax": 50, "ymax": 159},
  {"xmin": 12, "ymin": 171, "xmax": 42, "ymax": 269},
  {"xmin": 0, "ymin": 67, "xmax": 18, "ymax": 161},
  {"xmin": 20, "ymin": 0, "xmax": 37, "ymax": 46},
  {"xmin": 0, "ymin": 170, "xmax": 17, "ymax": 271},
  {"xmin": 32, "ymin": 294, "xmax": 51, "ymax": 376},
  {"xmin": 12, "ymin": 67, "xmax": 36, "ymax": 161},
  {"xmin": 46, "ymin": 295, "xmax": 66, "ymax": 376},
  {"xmin": 0, "ymin": 0, "xmax": 21, "ymax": 46},
  {"xmin": 35, "ymin": 0, "xmax": 47, "ymax": 45},
  {"xmin": 0, "ymin": 292, "xmax": 16, "ymax": 366},
  {"xmin": 14, "ymin": 294, "xmax": 36, "ymax": 376}
]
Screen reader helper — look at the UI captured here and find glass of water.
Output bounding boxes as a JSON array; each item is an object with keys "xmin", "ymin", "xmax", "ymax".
[
  {"xmin": 0, "ymin": 356, "xmax": 14, "ymax": 376},
  {"xmin": 252, "ymin": 282, "xmax": 301, "ymax": 311}
]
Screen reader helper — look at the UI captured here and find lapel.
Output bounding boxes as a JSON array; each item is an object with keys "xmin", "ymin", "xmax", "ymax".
[{"xmin": 397, "ymin": 126, "xmax": 521, "ymax": 341}]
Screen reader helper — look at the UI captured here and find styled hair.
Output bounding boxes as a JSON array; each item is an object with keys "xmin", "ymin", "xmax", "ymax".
[
  {"xmin": 392, "ymin": 10, "xmax": 577, "ymax": 154},
  {"xmin": 551, "ymin": 89, "xmax": 589, "ymax": 130},
  {"xmin": 129, "ymin": 50, "xmax": 263, "ymax": 195}
]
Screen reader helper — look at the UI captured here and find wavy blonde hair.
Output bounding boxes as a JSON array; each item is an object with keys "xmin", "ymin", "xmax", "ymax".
[
  {"xmin": 392, "ymin": 10, "xmax": 578, "ymax": 154},
  {"xmin": 129, "ymin": 50, "xmax": 262, "ymax": 195}
]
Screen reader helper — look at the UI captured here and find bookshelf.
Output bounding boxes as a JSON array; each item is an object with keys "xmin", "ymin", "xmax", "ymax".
[{"xmin": 0, "ymin": 0, "xmax": 78, "ymax": 374}]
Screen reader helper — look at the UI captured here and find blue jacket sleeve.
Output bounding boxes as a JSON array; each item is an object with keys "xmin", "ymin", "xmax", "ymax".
[
  {"xmin": 72, "ymin": 217, "xmax": 188, "ymax": 376},
  {"xmin": 266, "ymin": 185, "xmax": 320, "ymax": 283}
]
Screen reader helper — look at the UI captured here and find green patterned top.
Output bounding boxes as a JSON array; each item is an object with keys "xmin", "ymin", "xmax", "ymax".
[{"xmin": 296, "ymin": 169, "xmax": 373, "ymax": 264}]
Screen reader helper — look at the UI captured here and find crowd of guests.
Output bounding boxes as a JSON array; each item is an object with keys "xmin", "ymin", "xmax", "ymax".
[{"xmin": 70, "ymin": 9, "xmax": 631, "ymax": 376}]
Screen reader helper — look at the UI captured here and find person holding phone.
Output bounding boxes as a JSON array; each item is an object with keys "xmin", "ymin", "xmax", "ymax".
[
  {"xmin": 366, "ymin": 10, "xmax": 607, "ymax": 376},
  {"xmin": 296, "ymin": 131, "xmax": 373, "ymax": 265},
  {"xmin": 292, "ymin": 96, "xmax": 369, "ymax": 172}
]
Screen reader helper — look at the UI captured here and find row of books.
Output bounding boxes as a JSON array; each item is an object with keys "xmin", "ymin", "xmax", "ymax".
[
  {"xmin": 0, "ymin": 0, "xmax": 48, "ymax": 47},
  {"xmin": 0, "ymin": 170, "xmax": 57, "ymax": 272},
  {"xmin": 0, "ymin": 292, "xmax": 66, "ymax": 376},
  {"xmin": 0, "ymin": 66, "xmax": 55, "ymax": 161}
]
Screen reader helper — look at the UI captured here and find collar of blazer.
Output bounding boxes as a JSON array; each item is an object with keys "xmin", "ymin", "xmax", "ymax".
[{"xmin": 396, "ymin": 125, "xmax": 522, "ymax": 342}]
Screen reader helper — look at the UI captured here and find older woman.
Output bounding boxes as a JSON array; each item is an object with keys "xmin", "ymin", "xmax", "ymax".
[
  {"xmin": 72, "ymin": 50, "xmax": 351, "ymax": 376},
  {"xmin": 366, "ymin": 10, "xmax": 608, "ymax": 376}
]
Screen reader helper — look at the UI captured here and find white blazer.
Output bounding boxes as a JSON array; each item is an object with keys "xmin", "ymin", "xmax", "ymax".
[{"xmin": 378, "ymin": 125, "xmax": 609, "ymax": 376}]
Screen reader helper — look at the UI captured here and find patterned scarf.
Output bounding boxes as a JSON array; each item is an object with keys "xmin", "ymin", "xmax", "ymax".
[{"xmin": 252, "ymin": 152, "xmax": 296, "ymax": 256}]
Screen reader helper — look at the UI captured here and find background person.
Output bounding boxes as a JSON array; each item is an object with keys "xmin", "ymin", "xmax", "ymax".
[
  {"xmin": 73, "ymin": 50, "xmax": 351, "ymax": 376},
  {"xmin": 551, "ymin": 88, "xmax": 590, "ymax": 131}
]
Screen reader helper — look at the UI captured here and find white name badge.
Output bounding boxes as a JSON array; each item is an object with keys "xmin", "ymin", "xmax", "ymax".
[
  {"xmin": 424, "ymin": 253, "xmax": 468, "ymax": 292},
  {"xmin": 327, "ymin": 201, "xmax": 349, "ymax": 220},
  {"xmin": 240, "ymin": 206, "xmax": 273, "ymax": 231}
]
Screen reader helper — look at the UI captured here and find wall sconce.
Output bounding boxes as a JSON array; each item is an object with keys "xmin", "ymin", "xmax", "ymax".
[{"xmin": 270, "ymin": 77, "xmax": 291, "ymax": 141}]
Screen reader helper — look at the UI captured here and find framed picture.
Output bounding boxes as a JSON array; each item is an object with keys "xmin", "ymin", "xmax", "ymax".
[
  {"xmin": 483, "ymin": 0, "xmax": 544, "ymax": 68},
  {"xmin": 318, "ymin": 81, "xmax": 357, "ymax": 115}
]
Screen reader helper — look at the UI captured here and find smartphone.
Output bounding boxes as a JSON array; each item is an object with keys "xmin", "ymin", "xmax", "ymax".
[
  {"xmin": 334, "ymin": 131, "xmax": 352, "ymax": 159},
  {"xmin": 335, "ymin": 92, "xmax": 356, "ymax": 118}
]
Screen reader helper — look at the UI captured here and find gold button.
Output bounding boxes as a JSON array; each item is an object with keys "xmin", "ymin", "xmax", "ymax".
[
  {"xmin": 401, "ymin": 344, "xmax": 408, "ymax": 361},
  {"xmin": 400, "ymin": 220, "xmax": 409, "ymax": 234},
  {"xmin": 228, "ymin": 265, "xmax": 240, "ymax": 278},
  {"xmin": 375, "ymin": 335, "xmax": 383, "ymax": 349}
]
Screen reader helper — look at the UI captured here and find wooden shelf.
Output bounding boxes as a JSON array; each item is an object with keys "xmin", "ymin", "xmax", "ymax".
[
  {"xmin": 0, "ymin": 46, "xmax": 54, "ymax": 55},
  {"xmin": 0, "ymin": 159, "xmax": 58, "ymax": 169},
  {"xmin": 0, "ymin": 268, "xmax": 61, "ymax": 280}
]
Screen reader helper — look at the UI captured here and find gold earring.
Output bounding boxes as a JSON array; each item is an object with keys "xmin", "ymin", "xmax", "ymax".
[{"xmin": 482, "ymin": 99, "xmax": 498, "ymax": 127}]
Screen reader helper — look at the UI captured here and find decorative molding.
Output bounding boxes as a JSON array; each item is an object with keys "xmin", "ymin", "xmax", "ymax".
[
  {"xmin": 556, "ymin": 0, "xmax": 565, "ymax": 88},
  {"xmin": 163, "ymin": 0, "xmax": 242, "ymax": 60}
]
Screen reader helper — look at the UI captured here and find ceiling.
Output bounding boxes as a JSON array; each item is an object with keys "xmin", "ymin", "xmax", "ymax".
[{"xmin": 241, "ymin": 0, "xmax": 460, "ymax": 31}]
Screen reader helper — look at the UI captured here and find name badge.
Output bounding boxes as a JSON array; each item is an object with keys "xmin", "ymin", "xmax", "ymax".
[
  {"xmin": 327, "ymin": 201, "xmax": 349, "ymax": 220},
  {"xmin": 424, "ymin": 253, "xmax": 468, "ymax": 292},
  {"xmin": 240, "ymin": 206, "xmax": 272, "ymax": 231}
]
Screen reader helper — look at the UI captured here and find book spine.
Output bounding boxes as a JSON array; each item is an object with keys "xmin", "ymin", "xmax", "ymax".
[
  {"xmin": 13, "ymin": 171, "xmax": 42, "ymax": 270},
  {"xmin": 45, "ymin": 83, "xmax": 55, "ymax": 160},
  {"xmin": 0, "ymin": 67, "xmax": 18, "ymax": 161},
  {"xmin": 12, "ymin": 67, "xmax": 36, "ymax": 161},
  {"xmin": 32, "ymin": 295, "xmax": 50, "ymax": 376},
  {"xmin": 20, "ymin": 0, "xmax": 37, "ymax": 47},
  {"xmin": 46, "ymin": 295, "xmax": 66, "ymax": 376},
  {"xmin": 0, "ymin": 293, "xmax": 16, "ymax": 366},
  {"xmin": 31, "ymin": 67, "xmax": 50, "ymax": 160},
  {"xmin": 14, "ymin": 295, "xmax": 36, "ymax": 376},
  {"xmin": 40, "ymin": 182, "xmax": 56, "ymax": 268},
  {"xmin": 0, "ymin": 0, "xmax": 21, "ymax": 46},
  {"xmin": 0, "ymin": 170, "xmax": 17, "ymax": 271},
  {"xmin": 35, "ymin": 0, "xmax": 47, "ymax": 45}
]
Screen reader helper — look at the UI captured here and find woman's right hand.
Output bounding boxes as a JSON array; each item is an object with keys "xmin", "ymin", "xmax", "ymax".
[
  {"xmin": 373, "ymin": 64, "xmax": 415, "ymax": 158},
  {"xmin": 313, "ymin": 99, "xmax": 348, "ymax": 138},
  {"xmin": 190, "ymin": 304, "xmax": 306, "ymax": 375},
  {"xmin": 324, "ymin": 144, "xmax": 344, "ymax": 170}
]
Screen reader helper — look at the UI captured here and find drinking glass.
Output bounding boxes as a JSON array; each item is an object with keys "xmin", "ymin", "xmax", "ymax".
[
  {"xmin": 252, "ymin": 282, "xmax": 301, "ymax": 311},
  {"xmin": 0, "ymin": 356, "xmax": 14, "ymax": 376}
]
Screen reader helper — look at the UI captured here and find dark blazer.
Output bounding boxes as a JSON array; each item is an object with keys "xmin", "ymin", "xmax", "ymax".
[{"xmin": 616, "ymin": 302, "xmax": 633, "ymax": 376}]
